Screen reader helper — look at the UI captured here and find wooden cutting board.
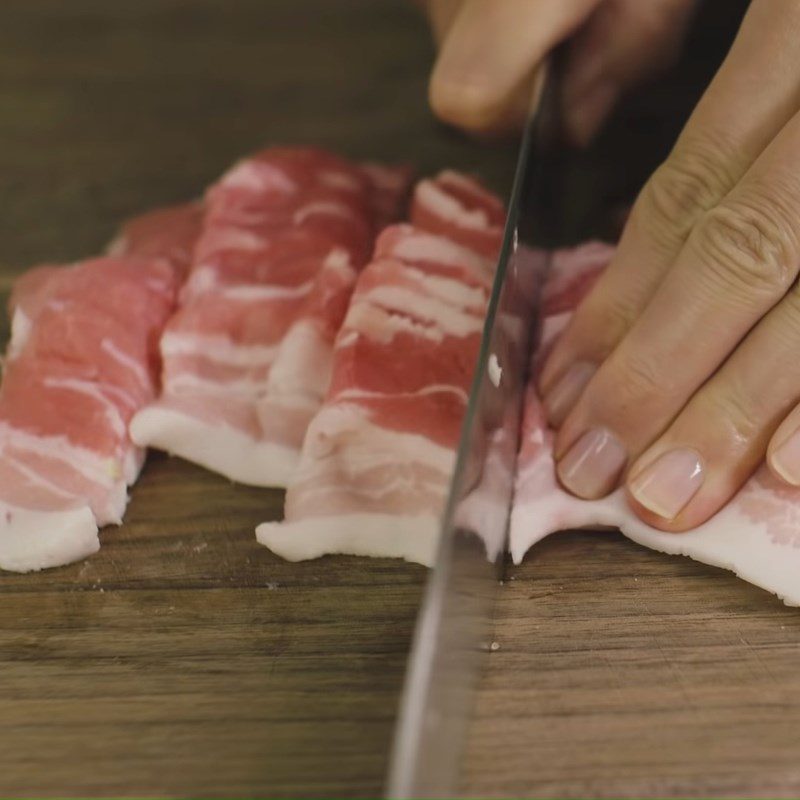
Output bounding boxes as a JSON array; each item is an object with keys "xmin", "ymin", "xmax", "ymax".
[
  {"xmin": 464, "ymin": 534, "xmax": 800, "ymax": 798},
  {"xmin": 1, "ymin": 1, "xmax": 798, "ymax": 797}
]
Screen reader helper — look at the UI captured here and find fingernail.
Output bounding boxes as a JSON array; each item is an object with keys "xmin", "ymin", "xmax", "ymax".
[
  {"xmin": 557, "ymin": 427, "xmax": 627, "ymax": 499},
  {"xmin": 770, "ymin": 428, "xmax": 800, "ymax": 485},
  {"xmin": 542, "ymin": 361, "xmax": 596, "ymax": 428},
  {"xmin": 566, "ymin": 80, "xmax": 617, "ymax": 148},
  {"xmin": 628, "ymin": 448, "xmax": 705, "ymax": 520}
]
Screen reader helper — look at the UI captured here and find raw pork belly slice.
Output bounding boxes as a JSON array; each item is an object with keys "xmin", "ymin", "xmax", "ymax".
[
  {"xmin": 0, "ymin": 255, "xmax": 181, "ymax": 571},
  {"xmin": 257, "ymin": 172, "xmax": 503, "ymax": 565},
  {"xmin": 360, "ymin": 162, "xmax": 415, "ymax": 230},
  {"xmin": 511, "ymin": 243, "xmax": 800, "ymax": 607},
  {"xmin": 130, "ymin": 148, "xmax": 412, "ymax": 487},
  {"xmin": 108, "ymin": 201, "xmax": 204, "ymax": 280}
]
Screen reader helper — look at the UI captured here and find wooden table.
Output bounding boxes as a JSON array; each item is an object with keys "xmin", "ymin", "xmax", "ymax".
[{"xmin": 1, "ymin": 1, "xmax": 798, "ymax": 797}]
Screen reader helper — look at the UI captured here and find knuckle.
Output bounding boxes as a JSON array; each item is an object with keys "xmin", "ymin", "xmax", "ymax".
[
  {"xmin": 697, "ymin": 385, "xmax": 760, "ymax": 445},
  {"xmin": 597, "ymin": 296, "xmax": 639, "ymax": 347},
  {"xmin": 578, "ymin": 290, "xmax": 637, "ymax": 349},
  {"xmin": 693, "ymin": 199, "xmax": 798, "ymax": 298},
  {"xmin": 640, "ymin": 137, "xmax": 734, "ymax": 234},
  {"xmin": 613, "ymin": 352, "xmax": 667, "ymax": 411}
]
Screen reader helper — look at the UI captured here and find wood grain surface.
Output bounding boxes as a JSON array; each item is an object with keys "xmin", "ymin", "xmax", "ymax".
[
  {"xmin": 0, "ymin": 3, "xmax": 452, "ymax": 796},
  {"xmin": 1, "ymin": 1, "xmax": 798, "ymax": 798},
  {"xmin": 463, "ymin": 533, "xmax": 800, "ymax": 799}
]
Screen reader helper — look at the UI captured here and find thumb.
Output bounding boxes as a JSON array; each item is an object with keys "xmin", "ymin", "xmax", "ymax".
[
  {"xmin": 563, "ymin": 0, "xmax": 697, "ymax": 146},
  {"xmin": 430, "ymin": 0, "xmax": 599, "ymax": 135}
]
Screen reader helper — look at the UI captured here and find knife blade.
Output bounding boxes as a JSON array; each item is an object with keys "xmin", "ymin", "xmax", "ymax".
[{"xmin": 386, "ymin": 62, "xmax": 566, "ymax": 799}]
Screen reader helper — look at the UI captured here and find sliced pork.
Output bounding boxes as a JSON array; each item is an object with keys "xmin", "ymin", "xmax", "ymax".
[
  {"xmin": 0, "ymin": 255, "xmax": 182, "ymax": 571},
  {"xmin": 108, "ymin": 201, "xmax": 204, "ymax": 280},
  {"xmin": 510, "ymin": 243, "xmax": 800, "ymax": 607},
  {"xmin": 0, "ymin": 199, "xmax": 203, "ymax": 571},
  {"xmin": 130, "ymin": 148, "xmax": 411, "ymax": 487},
  {"xmin": 257, "ymin": 172, "xmax": 504, "ymax": 565}
]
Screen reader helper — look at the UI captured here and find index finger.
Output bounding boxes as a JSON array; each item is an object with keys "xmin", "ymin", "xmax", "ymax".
[{"xmin": 539, "ymin": 0, "xmax": 800, "ymax": 405}]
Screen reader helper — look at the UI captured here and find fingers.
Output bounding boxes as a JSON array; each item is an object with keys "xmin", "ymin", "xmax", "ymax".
[
  {"xmin": 554, "ymin": 105, "xmax": 800, "ymax": 501},
  {"xmin": 626, "ymin": 276, "xmax": 800, "ymax": 530},
  {"xmin": 769, "ymin": 403, "xmax": 800, "ymax": 487},
  {"xmin": 563, "ymin": 0, "xmax": 698, "ymax": 146},
  {"xmin": 538, "ymin": 130, "xmax": 743, "ymax": 400},
  {"xmin": 541, "ymin": 0, "xmax": 800, "ymax": 413},
  {"xmin": 429, "ymin": 0, "xmax": 598, "ymax": 134}
]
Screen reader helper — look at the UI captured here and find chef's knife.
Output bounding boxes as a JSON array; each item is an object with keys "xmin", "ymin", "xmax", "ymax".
[{"xmin": 386, "ymin": 62, "xmax": 567, "ymax": 799}]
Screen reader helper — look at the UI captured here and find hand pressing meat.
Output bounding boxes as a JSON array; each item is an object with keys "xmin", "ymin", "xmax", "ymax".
[
  {"xmin": 422, "ymin": 0, "xmax": 800, "ymax": 534},
  {"xmin": 417, "ymin": 0, "xmax": 696, "ymax": 141},
  {"xmin": 535, "ymin": 0, "xmax": 800, "ymax": 532}
]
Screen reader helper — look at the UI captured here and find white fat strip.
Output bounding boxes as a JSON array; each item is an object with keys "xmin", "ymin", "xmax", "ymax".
[
  {"xmin": 299, "ymin": 444, "xmax": 449, "ymax": 485},
  {"xmin": 293, "ymin": 201, "xmax": 357, "ymax": 226},
  {"xmin": 105, "ymin": 234, "xmax": 126, "ymax": 256},
  {"xmin": 487, "ymin": 354, "xmax": 502, "ymax": 388},
  {"xmin": 319, "ymin": 170, "xmax": 363, "ymax": 192},
  {"xmin": 129, "ymin": 405, "xmax": 299, "ymax": 487},
  {"xmin": 358, "ymin": 286, "xmax": 484, "ymax": 338},
  {"xmin": 122, "ymin": 446, "xmax": 146, "ymax": 485},
  {"xmin": 165, "ymin": 371, "xmax": 268, "ymax": 397},
  {"xmin": 46, "ymin": 299, "xmax": 68, "ymax": 313},
  {"xmin": 259, "ymin": 392, "xmax": 319, "ymax": 415},
  {"xmin": 161, "ymin": 333, "xmax": 279, "ymax": 367},
  {"xmin": 219, "ymin": 160, "xmax": 297, "ymax": 194},
  {"xmin": 336, "ymin": 330, "xmax": 359, "ymax": 348},
  {"xmin": 452, "ymin": 434, "xmax": 512, "ymax": 563},
  {"xmin": 296, "ymin": 471, "xmax": 448, "ymax": 507},
  {"xmin": 266, "ymin": 322, "xmax": 331, "ymax": 400},
  {"xmin": 437, "ymin": 169, "xmax": 504, "ymax": 214},
  {"xmin": 221, "ymin": 280, "xmax": 314, "ymax": 302},
  {"xmin": 100, "ymin": 337, "xmax": 152, "ymax": 393},
  {"xmin": 7, "ymin": 308, "xmax": 32, "ymax": 360},
  {"xmin": 336, "ymin": 383, "xmax": 469, "ymax": 404},
  {"xmin": 2, "ymin": 450, "xmax": 80, "ymax": 504},
  {"xmin": 200, "ymin": 227, "xmax": 267, "ymax": 253},
  {"xmin": 523, "ymin": 424, "xmax": 546, "ymax": 450},
  {"xmin": 257, "ymin": 512, "xmax": 440, "ymax": 567},
  {"xmin": 300, "ymin": 403, "xmax": 455, "ymax": 475},
  {"xmin": 143, "ymin": 274, "xmax": 173, "ymax": 299},
  {"xmin": 182, "ymin": 267, "xmax": 219, "ymax": 296},
  {"xmin": 262, "ymin": 252, "xmax": 354, "ymax": 399},
  {"xmin": 403, "ymin": 267, "xmax": 488, "ymax": 310},
  {"xmin": 388, "ymin": 229, "xmax": 491, "ymax": 278},
  {"xmin": 42, "ymin": 377, "xmax": 128, "ymax": 439},
  {"xmin": 0, "ymin": 433, "xmax": 129, "ymax": 526},
  {"xmin": 415, "ymin": 180, "xmax": 491, "ymax": 230},
  {"xmin": 323, "ymin": 247, "xmax": 354, "ymax": 271},
  {"xmin": 0, "ymin": 423, "xmax": 126, "ymax": 487},
  {"xmin": 90, "ymin": 382, "xmax": 142, "ymax": 415},
  {"xmin": 2, "ymin": 444, "xmax": 128, "ymax": 527},
  {"xmin": 0, "ymin": 501, "xmax": 99, "ymax": 573},
  {"xmin": 341, "ymin": 303, "xmax": 445, "ymax": 345}
]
